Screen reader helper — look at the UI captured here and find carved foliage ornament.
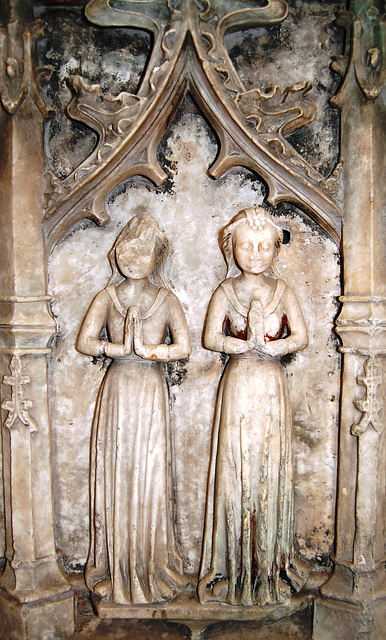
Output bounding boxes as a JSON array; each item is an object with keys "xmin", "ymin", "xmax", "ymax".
[
  {"xmin": 351, "ymin": 357, "xmax": 383, "ymax": 436},
  {"xmin": 41, "ymin": 0, "xmax": 341, "ymax": 253},
  {"xmin": 66, "ymin": 76, "xmax": 146, "ymax": 180},
  {"xmin": 232, "ymin": 81, "xmax": 317, "ymax": 153},
  {"xmin": 0, "ymin": 17, "xmax": 53, "ymax": 116},
  {"xmin": 1, "ymin": 355, "xmax": 38, "ymax": 435}
]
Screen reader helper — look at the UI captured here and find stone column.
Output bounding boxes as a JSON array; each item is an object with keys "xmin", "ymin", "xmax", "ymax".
[
  {"xmin": 0, "ymin": 1, "xmax": 74, "ymax": 638},
  {"xmin": 313, "ymin": 2, "xmax": 385, "ymax": 639}
]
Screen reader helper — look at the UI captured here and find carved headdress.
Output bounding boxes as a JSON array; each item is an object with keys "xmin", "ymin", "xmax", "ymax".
[{"xmin": 220, "ymin": 206, "xmax": 283, "ymax": 278}]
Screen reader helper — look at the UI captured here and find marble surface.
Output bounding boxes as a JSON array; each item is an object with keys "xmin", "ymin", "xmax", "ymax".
[
  {"xmin": 46, "ymin": 106, "xmax": 340, "ymax": 573},
  {"xmin": 0, "ymin": 0, "xmax": 344, "ymax": 578}
]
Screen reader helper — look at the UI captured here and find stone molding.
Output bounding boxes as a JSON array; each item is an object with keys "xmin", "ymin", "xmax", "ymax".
[{"xmin": 42, "ymin": 0, "xmax": 341, "ymax": 252}]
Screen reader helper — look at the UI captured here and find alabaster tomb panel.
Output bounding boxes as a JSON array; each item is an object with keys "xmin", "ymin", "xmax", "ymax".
[
  {"xmin": 46, "ymin": 102, "xmax": 340, "ymax": 572},
  {"xmin": 0, "ymin": 0, "xmax": 343, "ymax": 572}
]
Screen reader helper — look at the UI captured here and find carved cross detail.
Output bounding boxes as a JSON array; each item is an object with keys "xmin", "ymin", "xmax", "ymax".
[
  {"xmin": 1, "ymin": 355, "xmax": 39, "ymax": 434},
  {"xmin": 351, "ymin": 356, "xmax": 383, "ymax": 436},
  {"xmin": 85, "ymin": 0, "xmax": 289, "ymax": 94}
]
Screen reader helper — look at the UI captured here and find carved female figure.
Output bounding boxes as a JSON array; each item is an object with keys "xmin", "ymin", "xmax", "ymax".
[
  {"xmin": 77, "ymin": 214, "xmax": 191, "ymax": 605},
  {"xmin": 198, "ymin": 207, "xmax": 308, "ymax": 606}
]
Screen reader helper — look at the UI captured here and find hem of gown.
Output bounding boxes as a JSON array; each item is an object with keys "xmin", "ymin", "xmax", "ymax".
[
  {"xmin": 86, "ymin": 563, "xmax": 190, "ymax": 606},
  {"xmin": 198, "ymin": 554, "xmax": 311, "ymax": 606}
]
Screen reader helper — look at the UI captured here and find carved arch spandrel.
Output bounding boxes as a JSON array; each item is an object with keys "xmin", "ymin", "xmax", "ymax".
[{"xmin": 42, "ymin": 0, "xmax": 342, "ymax": 252}]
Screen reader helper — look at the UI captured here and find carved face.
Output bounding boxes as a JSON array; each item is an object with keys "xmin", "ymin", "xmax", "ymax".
[
  {"xmin": 115, "ymin": 235, "xmax": 157, "ymax": 280},
  {"xmin": 233, "ymin": 222, "xmax": 277, "ymax": 275}
]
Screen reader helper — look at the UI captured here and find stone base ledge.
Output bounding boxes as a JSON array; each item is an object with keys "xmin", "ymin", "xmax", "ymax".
[
  {"xmin": 94, "ymin": 591, "xmax": 312, "ymax": 640},
  {"xmin": 0, "ymin": 588, "xmax": 74, "ymax": 640},
  {"xmin": 313, "ymin": 596, "xmax": 386, "ymax": 640}
]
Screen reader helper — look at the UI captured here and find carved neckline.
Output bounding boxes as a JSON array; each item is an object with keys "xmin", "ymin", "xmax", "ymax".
[
  {"xmin": 222, "ymin": 278, "xmax": 286, "ymax": 319},
  {"xmin": 106, "ymin": 285, "xmax": 169, "ymax": 320}
]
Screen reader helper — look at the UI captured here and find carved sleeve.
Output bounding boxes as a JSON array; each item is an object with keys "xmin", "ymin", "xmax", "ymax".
[
  {"xmin": 203, "ymin": 286, "xmax": 254, "ymax": 355},
  {"xmin": 76, "ymin": 289, "xmax": 126, "ymax": 358}
]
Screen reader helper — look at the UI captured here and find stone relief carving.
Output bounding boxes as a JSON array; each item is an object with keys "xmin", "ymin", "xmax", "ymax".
[
  {"xmin": 232, "ymin": 81, "xmax": 317, "ymax": 139},
  {"xmin": 351, "ymin": 357, "xmax": 383, "ymax": 436},
  {"xmin": 67, "ymin": 75, "xmax": 146, "ymax": 177},
  {"xmin": 1, "ymin": 355, "xmax": 38, "ymax": 435},
  {"xmin": 198, "ymin": 207, "xmax": 310, "ymax": 606},
  {"xmin": 41, "ymin": 0, "xmax": 341, "ymax": 254},
  {"xmin": 331, "ymin": 2, "xmax": 385, "ymax": 103},
  {"xmin": 0, "ymin": 0, "xmax": 384, "ymax": 638},
  {"xmin": 77, "ymin": 214, "xmax": 191, "ymax": 605},
  {"xmin": 0, "ymin": 17, "xmax": 53, "ymax": 116}
]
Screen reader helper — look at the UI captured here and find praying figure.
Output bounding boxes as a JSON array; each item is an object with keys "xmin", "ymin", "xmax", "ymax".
[
  {"xmin": 77, "ymin": 214, "xmax": 191, "ymax": 605},
  {"xmin": 198, "ymin": 207, "xmax": 309, "ymax": 606}
]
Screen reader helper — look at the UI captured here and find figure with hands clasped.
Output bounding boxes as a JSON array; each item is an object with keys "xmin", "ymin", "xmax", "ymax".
[
  {"xmin": 198, "ymin": 207, "xmax": 309, "ymax": 606},
  {"xmin": 77, "ymin": 214, "xmax": 191, "ymax": 605}
]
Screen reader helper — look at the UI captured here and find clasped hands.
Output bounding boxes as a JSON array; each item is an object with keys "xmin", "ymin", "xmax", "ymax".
[
  {"xmin": 121, "ymin": 306, "xmax": 151, "ymax": 359},
  {"xmin": 243, "ymin": 299, "xmax": 272, "ymax": 357}
]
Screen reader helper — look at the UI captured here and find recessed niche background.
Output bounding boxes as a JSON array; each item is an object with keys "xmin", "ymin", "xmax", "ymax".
[
  {"xmin": 47, "ymin": 98, "xmax": 340, "ymax": 572},
  {"xmin": 0, "ymin": 1, "xmax": 344, "ymax": 573}
]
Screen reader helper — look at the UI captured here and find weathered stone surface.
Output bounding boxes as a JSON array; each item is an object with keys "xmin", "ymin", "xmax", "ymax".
[
  {"xmin": 313, "ymin": 597, "xmax": 386, "ymax": 640},
  {"xmin": 47, "ymin": 101, "xmax": 340, "ymax": 574},
  {"xmin": 67, "ymin": 580, "xmax": 313, "ymax": 640},
  {"xmin": 0, "ymin": 590, "xmax": 75, "ymax": 640},
  {"xmin": 225, "ymin": 0, "xmax": 345, "ymax": 178},
  {"xmin": 0, "ymin": 1, "xmax": 384, "ymax": 639}
]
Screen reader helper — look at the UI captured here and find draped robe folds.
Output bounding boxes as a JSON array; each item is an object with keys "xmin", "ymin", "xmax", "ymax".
[
  {"xmin": 199, "ymin": 278, "xmax": 309, "ymax": 606},
  {"xmin": 85, "ymin": 285, "xmax": 186, "ymax": 604}
]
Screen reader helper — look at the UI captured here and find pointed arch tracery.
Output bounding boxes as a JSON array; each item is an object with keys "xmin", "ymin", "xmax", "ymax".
[{"xmin": 42, "ymin": 0, "xmax": 342, "ymax": 252}]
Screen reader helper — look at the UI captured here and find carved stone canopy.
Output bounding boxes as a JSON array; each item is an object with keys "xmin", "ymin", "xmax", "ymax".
[{"xmin": 42, "ymin": 0, "xmax": 342, "ymax": 253}]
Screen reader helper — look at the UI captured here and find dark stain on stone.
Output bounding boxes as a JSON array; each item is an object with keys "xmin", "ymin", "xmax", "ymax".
[
  {"xmin": 280, "ymin": 352, "xmax": 296, "ymax": 365},
  {"xmin": 35, "ymin": 4, "xmax": 151, "ymax": 178},
  {"xmin": 165, "ymin": 358, "xmax": 188, "ymax": 387}
]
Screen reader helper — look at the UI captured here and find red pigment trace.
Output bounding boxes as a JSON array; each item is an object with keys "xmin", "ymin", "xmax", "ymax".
[
  {"xmin": 223, "ymin": 313, "xmax": 290, "ymax": 343},
  {"xmin": 265, "ymin": 313, "xmax": 289, "ymax": 342},
  {"xmin": 223, "ymin": 315, "xmax": 247, "ymax": 340}
]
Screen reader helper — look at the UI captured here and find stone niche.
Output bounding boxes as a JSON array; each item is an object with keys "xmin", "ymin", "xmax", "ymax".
[
  {"xmin": 0, "ymin": 0, "xmax": 384, "ymax": 639},
  {"xmin": 48, "ymin": 107, "xmax": 341, "ymax": 573},
  {"xmin": 37, "ymin": 0, "xmax": 342, "ymax": 576}
]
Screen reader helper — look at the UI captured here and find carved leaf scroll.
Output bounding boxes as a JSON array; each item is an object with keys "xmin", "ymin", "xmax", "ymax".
[
  {"xmin": 197, "ymin": 0, "xmax": 289, "ymax": 94},
  {"xmin": 351, "ymin": 357, "xmax": 383, "ymax": 436},
  {"xmin": 1, "ymin": 356, "xmax": 38, "ymax": 435},
  {"xmin": 42, "ymin": 0, "xmax": 342, "ymax": 251},
  {"xmin": 66, "ymin": 76, "xmax": 146, "ymax": 177},
  {"xmin": 232, "ymin": 82, "xmax": 317, "ymax": 138}
]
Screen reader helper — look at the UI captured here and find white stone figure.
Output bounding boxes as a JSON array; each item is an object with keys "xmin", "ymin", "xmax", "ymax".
[
  {"xmin": 77, "ymin": 214, "xmax": 191, "ymax": 605},
  {"xmin": 198, "ymin": 207, "xmax": 309, "ymax": 606}
]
